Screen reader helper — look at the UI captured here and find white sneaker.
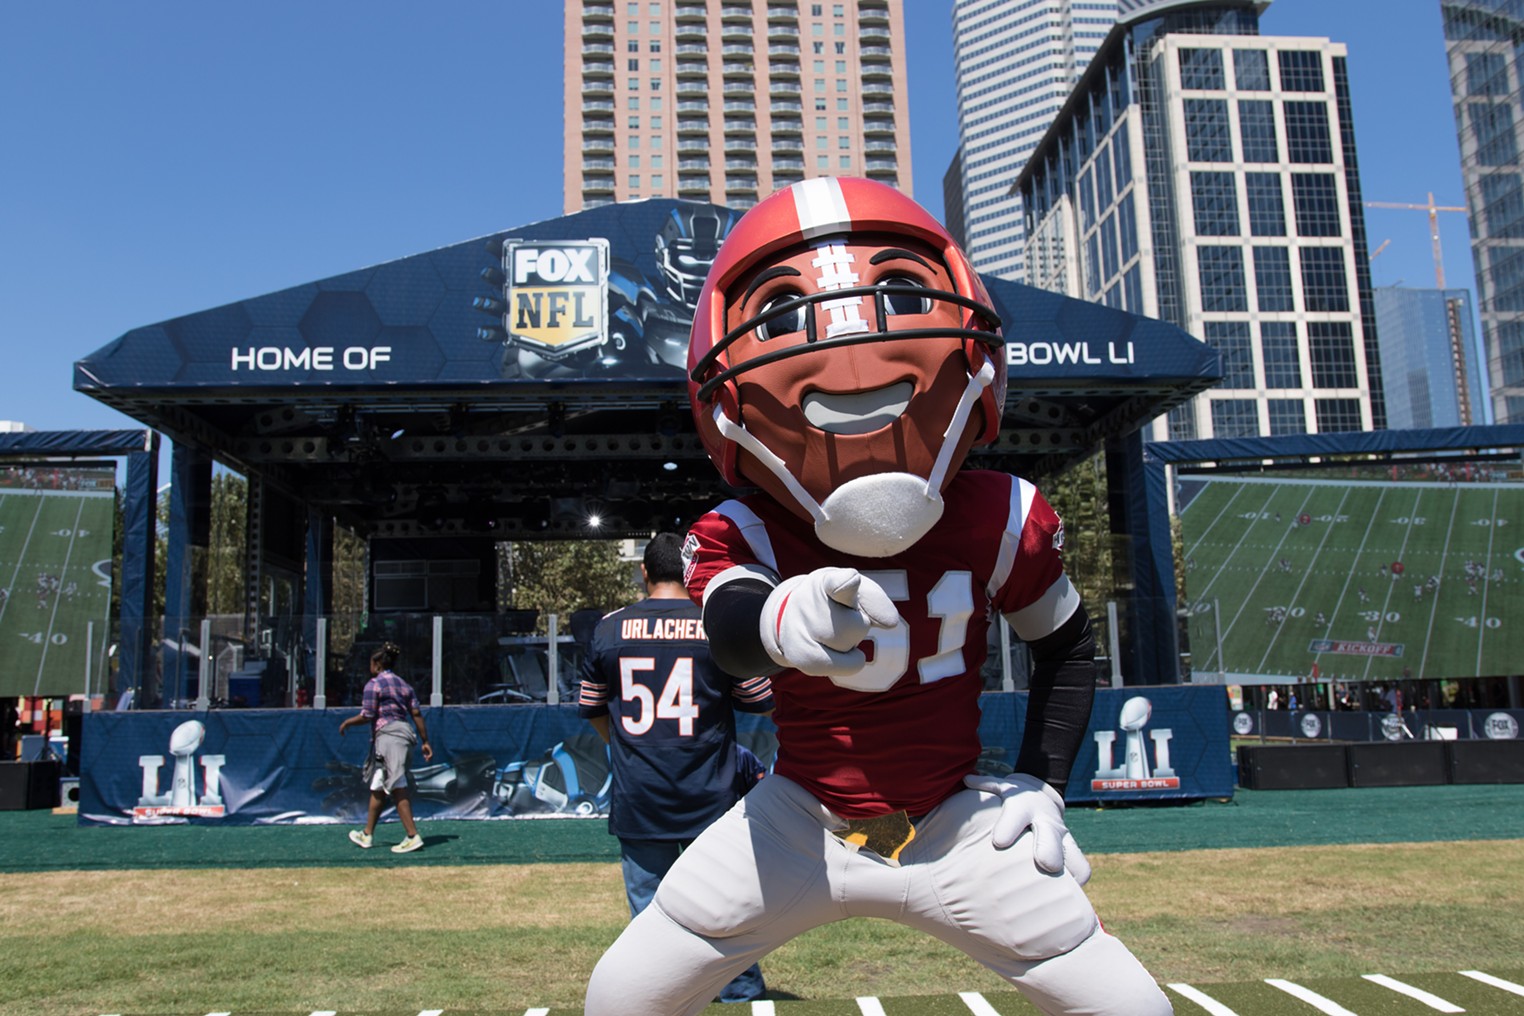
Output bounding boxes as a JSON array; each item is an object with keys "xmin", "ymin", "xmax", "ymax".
[
  {"xmin": 391, "ymin": 833, "xmax": 424, "ymax": 854},
  {"xmin": 348, "ymin": 829, "xmax": 373, "ymax": 849}
]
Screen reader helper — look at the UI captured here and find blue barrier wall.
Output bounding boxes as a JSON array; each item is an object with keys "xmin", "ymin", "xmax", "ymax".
[{"xmin": 79, "ymin": 686, "xmax": 1233, "ymax": 825}]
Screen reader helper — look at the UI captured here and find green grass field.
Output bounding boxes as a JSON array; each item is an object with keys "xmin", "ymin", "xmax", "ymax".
[
  {"xmin": 0, "ymin": 486, "xmax": 115, "ymax": 698},
  {"xmin": 1180, "ymin": 476, "xmax": 1524, "ymax": 684}
]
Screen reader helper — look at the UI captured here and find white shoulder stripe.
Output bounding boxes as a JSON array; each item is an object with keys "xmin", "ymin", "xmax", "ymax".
[
  {"xmin": 713, "ymin": 499, "xmax": 780, "ymax": 573},
  {"xmin": 792, "ymin": 177, "xmax": 850, "ymax": 240},
  {"xmin": 987, "ymin": 476, "xmax": 1036, "ymax": 599}
]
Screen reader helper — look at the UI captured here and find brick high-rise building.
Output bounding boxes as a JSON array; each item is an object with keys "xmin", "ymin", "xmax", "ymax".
[{"xmin": 564, "ymin": 0, "xmax": 912, "ymax": 212}]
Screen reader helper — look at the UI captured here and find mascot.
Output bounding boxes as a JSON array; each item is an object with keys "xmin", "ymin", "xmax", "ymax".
[{"xmin": 585, "ymin": 178, "xmax": 1172, "ymax": 1016}]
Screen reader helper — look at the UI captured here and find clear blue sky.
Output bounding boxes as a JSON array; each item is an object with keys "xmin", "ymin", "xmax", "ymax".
[{"xmin": 0, "ymin": 0, "xmax": 1472, "ymax": 436}]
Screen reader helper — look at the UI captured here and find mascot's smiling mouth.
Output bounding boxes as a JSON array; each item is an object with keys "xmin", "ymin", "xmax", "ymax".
[{"xmin": 801, "ymin": 382, "xmax": 912, "ymax": 435}]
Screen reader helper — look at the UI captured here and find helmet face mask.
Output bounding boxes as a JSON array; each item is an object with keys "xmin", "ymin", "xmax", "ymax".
[{"xmin": 688, "ymin": 178, "xmax": 1005, "ymax": 557}]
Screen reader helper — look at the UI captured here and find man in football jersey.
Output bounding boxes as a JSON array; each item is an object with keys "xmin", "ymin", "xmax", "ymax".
[
  {"xmin": 578, "ymin": 532, "xmax": 774, "ymax": 1005},
  {"xmin": 583, "ymin": 179, "xmax": 1172, "ymax": 1016}
]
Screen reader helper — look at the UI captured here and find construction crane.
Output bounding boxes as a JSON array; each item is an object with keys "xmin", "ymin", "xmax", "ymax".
[{"xmin": 1363, "ymin": 192, "xmax": 1468, "ymax": 288}]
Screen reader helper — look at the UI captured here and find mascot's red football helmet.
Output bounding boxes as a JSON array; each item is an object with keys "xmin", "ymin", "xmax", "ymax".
[{"xmin": 688, "ymin": 177, "xmax": 1005, "ymax": 557}]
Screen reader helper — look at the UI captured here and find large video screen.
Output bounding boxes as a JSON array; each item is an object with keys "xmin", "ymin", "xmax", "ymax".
[
  {"xmin": 0, "ymin": 465, "xmax": 115, "ymax": 697},
  {"xmin": 1179, "ymin": 460, "xmax": 1524, "ymax": 684}
]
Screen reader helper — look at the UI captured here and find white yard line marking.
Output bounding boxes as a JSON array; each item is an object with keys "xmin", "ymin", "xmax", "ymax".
[
  {"xmin": 856, "ymin": 997, "xmax": 888, "ymax": 1015},
  {"xmin": 1416, "ymin": 488, "xmax": 1462, "ymax": 681},
  {"xmin": 309, "ymin": 1011, "xmax": 338, "ymax": 1016},
  {"xmin": 33, "ymin": 496, "xmax": 85, "ymax": 694},
  {"xmin": 1166, "ymin": 983, "xmax": 1242, "ymax": 1015},
  {"xmin": 1460, "ymin": 970, "xmax": 1524, "ymax": 996},
  {"xmin": 1361, "ymin": 489, "xmax": 1422, "ymax": 683},
  {"xmin": 417, "ymin": 1010, "xmax": 445, "ymax": 1016},
  {"xmin": 1254, "ymin": 485, "xmax": 1353, "ymax": 674},
  {"xmin": 959, "ymin": 991, "xmax": 1003, "ymax": 1015},
  {"xmin": 1362, "ymin": 974, "xmax": 1463, "ymax": 1012},
  {"xmin": 0, "ymin": 495, "xmax": 44, "ymax": 627},
  {"xmin": 523, "ymin": 1008, "xmax": 551, "ymax": 1016},
  {"xmin": 1265, "ymin": 978, "xmax": 1360, "ymax": 1015},
  {"xmin": 1474, "ymin": 488, "xmax": 1500, "ymax": 674},
  {"xmin": 750, "ymin": 1001, "xmax": 777, "ymax": 1015}
]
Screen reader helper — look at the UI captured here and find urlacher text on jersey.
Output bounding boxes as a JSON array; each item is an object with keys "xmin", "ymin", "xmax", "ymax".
[{"xmin": 619, "ymin": 617, "xmax": 707, "ymax": 641}]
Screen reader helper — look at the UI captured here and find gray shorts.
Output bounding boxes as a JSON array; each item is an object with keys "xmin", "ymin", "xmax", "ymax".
[{"xmin": 363, "ymin": 723, "xmax": 416, "ymax": 794}]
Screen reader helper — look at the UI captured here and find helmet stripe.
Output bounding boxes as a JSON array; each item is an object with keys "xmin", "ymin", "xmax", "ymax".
[{"xmin": 791, "ymin": 178, "xmax": 851, "ymax": 240}]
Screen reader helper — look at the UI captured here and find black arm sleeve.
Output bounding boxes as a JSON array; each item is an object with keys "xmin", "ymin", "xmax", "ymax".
[
  {"xmin": 701, "ymin": 577, "xmax": 783, "ymax": 678},
  {"xmin": 1013, "ymin": 602, "xmax": 1097, "ymax": 795}
]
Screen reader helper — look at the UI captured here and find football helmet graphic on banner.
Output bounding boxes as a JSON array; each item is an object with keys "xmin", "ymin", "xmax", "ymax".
[{"xmin": 687, "ymin": 177, "xmax": 1006, "ymax": 557}]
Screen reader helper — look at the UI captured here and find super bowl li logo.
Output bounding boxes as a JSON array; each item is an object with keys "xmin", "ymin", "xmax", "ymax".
[
  {"xmin": 1091, "ymin": 696, "xmax": 1180, "ymax": 792},
  {"xmin": 134, "ymin": 719, "xmax": 227, "ymax": 820}
]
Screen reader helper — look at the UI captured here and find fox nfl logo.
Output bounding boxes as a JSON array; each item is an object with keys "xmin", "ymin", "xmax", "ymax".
[{"xmin": 503, "ymin": 239, "xmax": 610, "ymax": 360}]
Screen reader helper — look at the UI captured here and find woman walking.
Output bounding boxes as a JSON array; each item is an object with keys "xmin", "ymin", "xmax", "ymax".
[{"xmin": 338, "ymin": 641, "xmax": 433, "ymax": 853}]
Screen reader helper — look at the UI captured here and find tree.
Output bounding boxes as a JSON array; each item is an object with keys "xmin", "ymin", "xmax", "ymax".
[{"xmin": 500, "ymin": 539, "xmax": 641, "ymax": 632}]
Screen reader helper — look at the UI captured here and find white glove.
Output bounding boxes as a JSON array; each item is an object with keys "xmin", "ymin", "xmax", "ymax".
[
  {"xmin": 963, "ymin": 772, "xmax": 1091, "ymax": 885},
  {"xmin": 759, "ymin": 568, "xmax": 899, "ymax": 677}
]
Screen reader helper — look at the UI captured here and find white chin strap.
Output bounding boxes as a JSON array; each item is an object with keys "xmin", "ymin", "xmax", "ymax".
[{"xmin": 715, "ymin": 359, "xmax": 996, "ymax": 558}]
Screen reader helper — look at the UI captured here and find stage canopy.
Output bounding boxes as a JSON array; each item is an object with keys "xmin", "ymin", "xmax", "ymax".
[{"xmin": 75, "ymin": 199, "xmax": 1220, "ymax": 539}]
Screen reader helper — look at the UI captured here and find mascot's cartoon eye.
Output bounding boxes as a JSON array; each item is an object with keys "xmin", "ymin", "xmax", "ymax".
[
  {"xmin": 879, "ymin": 274, "xmax": 932, "ymax": 316},
  {"xmin": 756, "ymin": 292, "xmax": 808, "ymax": 341}
]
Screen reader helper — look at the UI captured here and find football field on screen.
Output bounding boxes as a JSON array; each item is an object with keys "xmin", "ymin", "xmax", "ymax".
[
  {"xmin": 1180, "ymin": 475, "xmax": 1524, "ymax": 683},
  {"xmin": 0, "ymin": 487, "xmax": 114, "ymax": 698}
]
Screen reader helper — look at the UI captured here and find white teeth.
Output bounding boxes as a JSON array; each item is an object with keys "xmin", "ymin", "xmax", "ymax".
[{"xmin": 801, "ymin": 382, "xmax": 912, "ymax": 435}]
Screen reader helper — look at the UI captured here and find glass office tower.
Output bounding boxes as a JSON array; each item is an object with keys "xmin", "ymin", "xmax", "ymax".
[
  {"xmin": 1016, "ymin": 0, "xmax": 1385, "ymax": 440},
  {"xmin": 947, "ymin": 0, "xmax": 1118, "ymax": 280},
  {"xmin": 1372, "ymin": 286, "xmax": 1486, "ymax": 429},
  {"xmin": 1442, "ymin": 0, "xmax": 1524, "ymax": 424}
]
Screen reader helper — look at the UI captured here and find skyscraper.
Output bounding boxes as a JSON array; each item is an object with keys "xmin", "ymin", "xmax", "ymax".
[
  {"xmin": 947, "ymin": 0, "xmax": 1119, "ymax": 281},
  {"xmin": 1441, "ymin": 0, "xmax": 1524, "ymax": 424},
  {"xmin": 563, "ymin": 0, "xmax": 911, "ymax": 213},
  {"xmin": 1373, "ymin": 286, "xmax": 1486, "ymax": 429},
  {"xmin": 1015, "ymin": 1, "xmax": 1386, "ymax": 441}
]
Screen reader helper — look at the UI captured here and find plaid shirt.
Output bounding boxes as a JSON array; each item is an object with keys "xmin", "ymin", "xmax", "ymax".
[{"xmin": 360, "ymin": 671, "xmax": 418, "ymax": 729}]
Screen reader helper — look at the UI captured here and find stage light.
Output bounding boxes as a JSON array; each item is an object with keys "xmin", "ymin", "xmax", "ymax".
[
  {"xmin": 662, "ymin": 461, "xmax": 678, "ymax": 472},
  {"xmin": 472, "ymin": 296, "xmax": 505, "ymax": 314}
]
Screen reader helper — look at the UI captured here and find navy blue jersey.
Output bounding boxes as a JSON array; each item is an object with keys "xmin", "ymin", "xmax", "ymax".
[{"xmin": 579, "ymin": 596, "xmax": 773, "ymax": 840}]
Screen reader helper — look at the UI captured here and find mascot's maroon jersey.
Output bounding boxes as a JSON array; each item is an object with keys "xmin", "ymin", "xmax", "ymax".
[{"xmin": 684, "ymin": 469, "xmax": 1071, "ymax": 819}]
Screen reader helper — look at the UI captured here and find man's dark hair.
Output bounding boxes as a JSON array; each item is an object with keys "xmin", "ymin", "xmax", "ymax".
[{"xmin": 643, "ymin": 532, "xmax": 686, "ymax": 584}]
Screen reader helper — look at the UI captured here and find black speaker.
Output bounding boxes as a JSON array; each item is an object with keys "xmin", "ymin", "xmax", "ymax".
[
  {"xmin": 1237, "ymin": 744, "xmax": 1350, "ymax": 789},
  {"xmin": 1346, "ymin": 741, "xmax": 1448, "ymax": 787},
  {"xmin": 62, "ymin": 699, "xmax": 84, "ymax": 778},
  {"xmin": 0, "ymin": 760, "xmax": 61, "ymax": 809},
  {"xmin": 1447, "ymin": 739, "xmax": 1524, "ymax": 784}
]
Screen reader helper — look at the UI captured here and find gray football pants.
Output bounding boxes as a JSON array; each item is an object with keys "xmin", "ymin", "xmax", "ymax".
[{"xmin": 585, "ymin": 773, "xmax": 1172, "ymax": 1015}]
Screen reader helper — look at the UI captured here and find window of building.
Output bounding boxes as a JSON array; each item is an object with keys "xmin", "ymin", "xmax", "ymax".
[
  {"xmin": 1191, "ymin": 171, "xmax": 1240, "ymax": 236},
  {"xmin": 650, "ymin": 96, "xmax": 662, "ymax": 111},
  {"xmin": 650, "ymin": 115, "xmax": 662, "ymax": 129},
  {"xmin": 1314, "ymin": 398, "xmax": 1363, "ymax": 432},
  {"xmin": 1113, "ymin": 119, "xmax": 1132, "ymax": 184},
  {"xmin": 836, "ymin": 78, "xmax": 846, "ymax": 91},
  {"xmin": 628, "ymin": 20, "xmax": 639, "ymax": 33},
  {"xmin": 815, "ymin": 98, "xmax": 826, "ymax": 110},
  {"xmin": 811, "ymin": 3, "xmax": 822, "ymax": 13},
  {"xmin": 629, "ymin": 154, "xmax": 642, "ymax": 168},
  {"xmin": 1481, "ymin": 172, "xmax": 1524, "ymax": 238},
  {"xmin": 629, "ymin": 135, "xmax": 640, "ymax": 148},
  {"xmin": 813, "ymin": 42, "xmax": 823, "ymax": 54},
  {"xmin": 1308, "ymin": 321, "xmax": 1358, "ymax": 387},
  {"xmin": 816, "ymin": 135, "xmax": 828, "ymax": 149},
  {"xmin": 628, "ymin": 96, "xmax": 641, "ymax": 110},
  {"xmin": 1197, "ymin": 246, "xmax": 1248, "ymax": 312},
  {"xmin": 812, "ymin": 22, "xmax": 823, "ymax": 35},
  {"xmin": 1267, "ymin": 399, "xmax": 1307, "ymax": 435},
  {"xmin": 817, "ymin": 154, "xmax": 830, "ymax": 168},
  {"xmin": 1168, "ymin": 403, "xmax": 1198, "ymax": 441},
  {"xmin": 1211, "ymin": 399, "xmax": 1260, "ymax": 437},
  {"xmin": 835, "ymin": 60, "xmax": 846, "ymax": 73},
  {"xmin": 626, "ymin": 2, "xmax": 638, "ymax": 14},
  {"xmin": 815, "ymin": 77, "xmax": 826, "ymax": 90},
  {"xmin": 628, "ymin": 115, "xmax": 640, "ymax": 128},
  {"xmin": 1246, "ymin": 173, "xmax": 1287, "ymax": 236},
  {"xmin": 1253, "ymin": 246, "xmax": 1295, "ymax": 311},
  {"xmin": 649, "ymin": 19, "xmax": 660, "ymax": 33},
  {"xmin": 1291, "ymin": 173, "xmax": 1342, "ymax": 236},
  {"xmin": 628, "ymin": 76, "xmax": 639, "ymax": 90},
  {"xmin": 1178, "ymin": 47, "xmax": 1225, "ymax": 90},
  {"xmin": 1123, "ymin": 263, "xmax": 1143, "ymax": 312},
  {"xmin": 649, "ymin": 3, "xmax": 660, "ymax": 14},
  {"xmin": 1205, "ymin": 321, "xmax": 1254, "ymax": 388},
  {"xmin": 1277, "ymin": 50, "xmax": 1325, "ymax": 92},
  {"xmin": 1470, "ymin": 101, "xmax": 1519, "ymax": 166},
  {"xmin": 815, "ymin": 116, "xmax": 827, "ymax": 129},
  {"xmin": 1467, "ymin": 51, "xmax": 1509, "ymax": 97},
  {"xmin": 838, "ymin": 135, "xmax": 850, "ymax": 148},
  {"xmin": 839, "ymin": 155, "xmax": 852, "ymax": 169},
  {"xmin": 837, "ymin": 98, "xmax": 848, "ymax": 111},
  {"xmin": 1234, "ymin": 48, "xmax": 1270, "ymax": 90},
  {"xmin": 629, "ymin": 41, "xmax": 640, "ymax": 53},
  {"xmin": 836, "ymin": 42, "xmax": 845, "ymax": 54},
  {"xmin": 833, "ymin": 3, "xmax": 843, "ymax": 14},
  {"xmin": 1238, "ymin": 99, "xmax": 1279, "ymax": 162},
  {"xmin": 651, "ymin": 40, "xmax": 661, "ymax": 52},
  {"xmin": 813, "ymin": 59, "xmax": 825, "ymax": 72},
  {"xmin": 834, "ymin": 22, "xmax": 844, "ymax": 35},
  {"xmin": 1284, "ymin": 102, "xmax": 1333, "ymax": 163},
  {"xmin": 651, "ymin": 78, "xmax": 662, "ymax": 90},
  {"xmin": 629, "ymin": 174, "xmax": 641, "ymax": 188},
  {"xmin": 651, "ymin": 154, "xmax": 663, "ymax": 168},
  {"xmin": 652, "ymin": 174, "xmax": 664, "ymax": 188},
  {"xmin": 1184, "ymin": 98, "xmax": 1232, "ymax": 162},
  {"xmin": 650, "ymin": 57, "xmax": 661, "ymax": 70},
  {"xmin": 1299, "ymin": 247, "xmax": 1349, "ymax": 311},
  {"xmin": 1261, "ymin": 321, "xmax": 1302, "ymax": 387},
  {"xmin": 1488, "ymin": 246, "xmax": 1524, "ymax": 310},
  {"xmin": 1118, "ymin": 193, "xmax": 1138, "ymax": 262}
]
